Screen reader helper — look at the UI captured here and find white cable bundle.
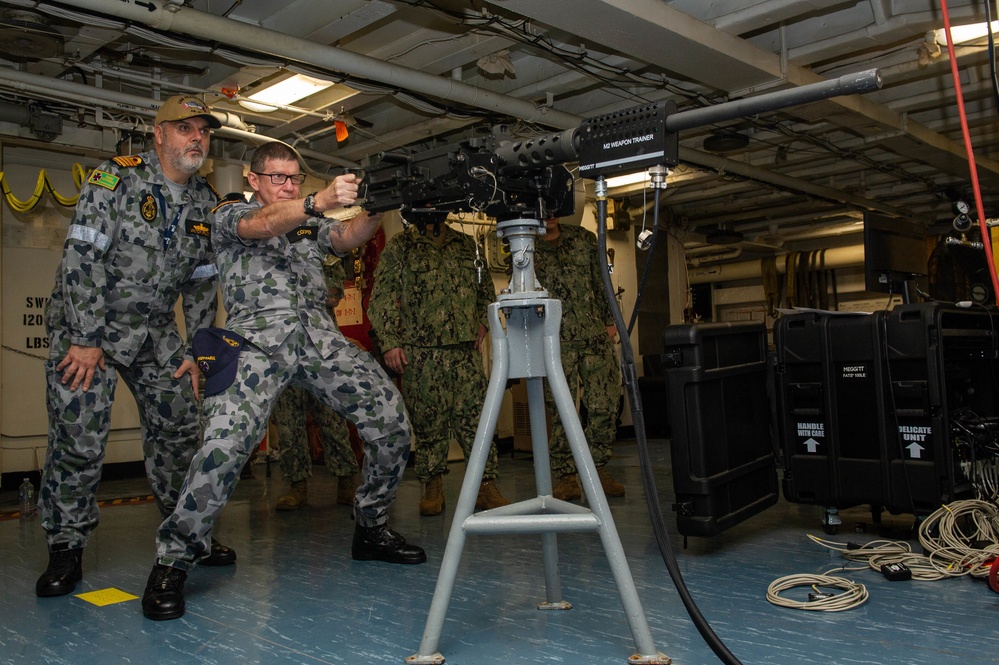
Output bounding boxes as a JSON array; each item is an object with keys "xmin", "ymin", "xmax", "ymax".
[
  {"xmin": 768, "ymin": 499, "xmax": 999, "ymax": 611},
  {"xmin": 918, "ymin": 499, "xmax": 999, "ymax": 579},
  {"xmin": 766, "ymin": 574, "xmax": 869, "ymax": 612},
  {"xmin": 807, "ymin": 535, "xmax": 948, "ymax": 581}
]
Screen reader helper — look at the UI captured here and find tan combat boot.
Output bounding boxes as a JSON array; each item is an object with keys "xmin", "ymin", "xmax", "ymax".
[
  {"xmin": 597, "ymin": 467, "xmax": 625, "ymax": 497},
  {"xmin": 275, "ymin": 479, "xmax": 308, "ymax": 511},
  {"xmin": 336, "ymin": 473, "xmax": 360, "ymax": 506},
  {"xmin": 475, "ymin": 480, "xmax": 511, "ymax": 511},
  {"xmin": 552, "ymin": 474, "xmax": 582, "ymax": 501},
  {"xmin": 419, "ymin": 475, "xmax": 445, "ymax": 516}
]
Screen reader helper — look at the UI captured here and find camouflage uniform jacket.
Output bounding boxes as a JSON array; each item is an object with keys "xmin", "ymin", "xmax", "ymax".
[
  {"xmin": 368, "ymin": 225, "xmax": 494, "ymax": 350},
  {"xmin": 45, "ymin": 149, "xmax": 219, "ymax": 366},
  {"xmin": 534, "ymin": 223, "xmax": 614, "ymax": 348},
  {"xmin": 212, "ymin": 196, "xmax": 350, "ymax": 357}
]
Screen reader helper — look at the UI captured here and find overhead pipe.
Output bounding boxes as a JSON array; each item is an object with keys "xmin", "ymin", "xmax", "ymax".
[
  {"xmin": 0, "ymin": 102, "xmax": 31, "ymax": 126},
  {"xmin": 687, "ymin": 244, "xmax": 864, "ymax": 284},
  {"xmin": 687, "ymin": 247, "xmax": 744, "ymax": 266},
  {"xmin": 0, "ymin": 69, "xmax": 154, "ymax": 116},
  {"xmin": 55, "ymin": 0, "xmax": 583, "ymax": 130},
  {"xmin": 0, "ymin": 67, "xmax": 358, "ymax": 170},
  {"xmin": 72, "ymin": 61, "xmax": 250, "ymax": 131}
]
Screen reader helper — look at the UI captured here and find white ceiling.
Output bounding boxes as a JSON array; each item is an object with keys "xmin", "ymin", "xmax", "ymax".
[{"xmin": 1, "ymin": 0, "xmax": 997, "ymax": 253}]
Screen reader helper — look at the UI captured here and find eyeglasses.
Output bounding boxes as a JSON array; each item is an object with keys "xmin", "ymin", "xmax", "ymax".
[{"xmin": 252, "ymin": 172, "xmax": 306, "ymax": 185}]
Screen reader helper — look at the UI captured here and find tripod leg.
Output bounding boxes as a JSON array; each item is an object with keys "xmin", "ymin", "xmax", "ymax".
[
  {"xmin": 525, "ymin": 376, "xmax": 567, "ymax": 608},
  {"xmin": 410, "ymin": 306, "xmax": 509, "ymax": 663},
  {"xmin": 541, "ymin": 300, "xmax": 662, "ymax": 660}
]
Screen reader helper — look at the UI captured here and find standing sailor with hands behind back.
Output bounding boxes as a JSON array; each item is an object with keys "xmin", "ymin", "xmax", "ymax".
[
  {"xmin": 36, "ymin": 95, "xmax": 236, "ymax": 599},
  {"xmin": 368, "ymin": 219, "xmax": 511, "ymax": 516},
  {"xmin": 534, "ymin": 216, "xmax": 625, "ymax": 502}
]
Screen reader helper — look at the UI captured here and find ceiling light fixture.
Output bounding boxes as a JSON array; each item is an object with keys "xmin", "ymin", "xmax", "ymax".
[
  {"xmin": 238, "ymin": 74, "xmax": 335, "ymax": 113},
  {"xmin": 605, "ymin": 171, "xmax": 648, "ymax": 189},
  {"xmin": 934, "ymin": 21, "xmax": 999, "ymax": 45}
]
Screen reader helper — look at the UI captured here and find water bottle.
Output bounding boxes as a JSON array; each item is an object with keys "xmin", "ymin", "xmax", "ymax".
[{"xmin": 18, "ymin": 477, "xmax": 37, "ymax": 520}]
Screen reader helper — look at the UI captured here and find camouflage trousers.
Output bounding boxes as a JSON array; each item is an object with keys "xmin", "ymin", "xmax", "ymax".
[
  {"xmin": 156, "ymin": 326, "xmax": 411, "ymax": 569},
  {"xmin": 545, "ymin": 338, "xmax": 621, "ymax": 479},
  {"xmin": 40, "ymin": 331, "xmax": 200, "ymax": 550},
  {"xmin": 271, "ymin": 384, "xmax": 358, "ymax": 482},
  {"xmin": 403, "ymin": 344, "xmax": 500, "ymax": 483}
]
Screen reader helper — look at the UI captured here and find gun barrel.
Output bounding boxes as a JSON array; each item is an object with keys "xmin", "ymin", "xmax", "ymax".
[{"xmin": 664, "ymin": 68, "xmax": 882, "ymax": 133}]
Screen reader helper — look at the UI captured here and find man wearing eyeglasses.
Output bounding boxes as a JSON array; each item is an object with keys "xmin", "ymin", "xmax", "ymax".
[
  {"xmin": 141, "ymin": 141, "xmax": 424, "ymax": 621},
  {"xmin": 35, "ymin": 95, "xmax": 236, "ymax": 600}
]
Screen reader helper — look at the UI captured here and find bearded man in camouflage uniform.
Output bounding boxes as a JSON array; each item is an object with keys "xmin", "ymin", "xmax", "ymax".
[
  {"xmin": 35, "ymin": 96, "xmax": 236, "ymax": 599},
  {"xmin": 368, "ymin": 221, "xmax": 510, "ymax": 516},
  {"xmin": 534, "ymin": 217, "xmax": 625, "ymax": 501},
  {"xmin": 141, "ymin": 141, "xmax": 424, "ymax": 622},
  {"xmin": 271, "ymin": 256, "xmax": 359, "ymax": 511}
]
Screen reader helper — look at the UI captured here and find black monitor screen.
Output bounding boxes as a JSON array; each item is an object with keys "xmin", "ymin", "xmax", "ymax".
[{"xmin": 863, "ymin": 212, "xmax": 928, "ymax": 294}]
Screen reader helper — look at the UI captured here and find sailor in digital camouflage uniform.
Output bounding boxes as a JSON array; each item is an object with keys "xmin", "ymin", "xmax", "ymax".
[
  {"xmin": 35, "ymin": 96, "xmax": 236, "ymax": 600},
  {"xmin": 270, "ymin": 255, "xmax": 360, "ymax": 510},
  {"xmin": 368, "ymin": 221, "xmax": 510, "ymax": 516},
  {"xmin": 142, "ymin": 141, "xmax": 424, "ymax": 622},
  {"xmin": 533, "ymin": 217, "xmax": 625, "ymax": 501}
]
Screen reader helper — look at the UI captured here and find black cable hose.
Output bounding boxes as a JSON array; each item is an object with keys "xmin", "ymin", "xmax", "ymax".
[
  {"xmin": 627, "ymin": 211, "xmax": 661, "ymax": 335},
  {"xmin": 595, "ymin": 193, "xmax": 744, "ymax": 665}
]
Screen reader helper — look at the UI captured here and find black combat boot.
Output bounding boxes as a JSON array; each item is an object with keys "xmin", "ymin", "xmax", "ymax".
[
  {"xmin": 351, "ymin": 523, "xmax": 427, "ymax": 564},
  {"xmin": 35, "ymin": 547, "xmax": 84, "ymax": 597},
  {"xmin": 200, "ymin": 537, "xmax": 237, "ymax": 566},
  {"xmin": 141, "ymin": 564, "xmax": 187, "ymax": 621}
]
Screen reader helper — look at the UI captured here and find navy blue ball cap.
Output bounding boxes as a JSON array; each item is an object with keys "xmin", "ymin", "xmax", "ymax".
[{"xmin": 193, "ymin": 328, "xmax": 245, "ymax": 397}]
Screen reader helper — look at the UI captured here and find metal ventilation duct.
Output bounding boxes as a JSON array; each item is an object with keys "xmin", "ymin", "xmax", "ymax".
[{"xmin": 0, "ymin": 9, "xmax": 63, "ymax": 60}]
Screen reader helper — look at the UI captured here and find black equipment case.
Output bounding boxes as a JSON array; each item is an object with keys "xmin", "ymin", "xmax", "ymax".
[
  {"xmin": 879, "ymin": 303, "xmax": 995, "ymax": 514},
  {"xmin": 656, "ymin": 303, "xmax": 995, "ymax": 537},
  {"xmin": 774, "ymin": 311, "xmax": 890, "ymax": 513},
  {"xmin": 662, "ymin": 321, "xmax": 779, "ymax": 537}
]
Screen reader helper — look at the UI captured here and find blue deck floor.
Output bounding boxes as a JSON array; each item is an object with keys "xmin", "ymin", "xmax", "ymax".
[{"xmin": 2, "ymin": 440, "xmax": 996, "ymax": 665}]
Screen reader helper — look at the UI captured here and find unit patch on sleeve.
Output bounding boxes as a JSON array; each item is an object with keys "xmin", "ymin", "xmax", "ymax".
[
  {"xmin": 140, "ymin": 193, "xmax": 158, "ymax": 221},
  {"xmin": 286, "ymin": 225, "xmax": 318, "ymax": 243},
  {"xmin": 88, "ymin": 169, "xmax": 121, "ymax": 191}
]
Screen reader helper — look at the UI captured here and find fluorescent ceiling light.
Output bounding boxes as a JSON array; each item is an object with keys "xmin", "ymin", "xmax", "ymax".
[
  {"xmin": 605, "ymin": 171, "xmax": 649, "ymax": 189},
  {"xmin": 239, "ymin": 74, "xmax": 335, "ymax": 113},
  {"xmin": 934, "ymin": 21, "xmax": 999, "ymax": 45}
]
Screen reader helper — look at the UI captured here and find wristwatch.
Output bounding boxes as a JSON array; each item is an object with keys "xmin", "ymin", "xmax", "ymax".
[{"xmin": 303, "ymin": 192, "xmax": 323, "ymax": 218}]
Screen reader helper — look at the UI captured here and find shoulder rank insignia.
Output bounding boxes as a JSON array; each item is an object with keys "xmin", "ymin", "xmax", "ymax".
[
  {"xmin": 210, "ymin": 199, "xmax": 240, "ymax": 214},
  {"xmin": 112, "ymin": 155, "xmax": 144, "ymax": 168},
  {"xmin": 187, "ymin": 219, "xmax": 212, "ymax": 237},
  {"xmin": 88, "ymin": 169, "xmax": 120, "ymax": 191},
  {"xmin": 140, "ymin": 193, "xmax": 158, "ymax": 221}
]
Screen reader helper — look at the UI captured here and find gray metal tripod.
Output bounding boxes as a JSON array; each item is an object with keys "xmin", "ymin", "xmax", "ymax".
[{"xmin": 406, "ymin": 216, "xmax": 669, "ymax": 665}]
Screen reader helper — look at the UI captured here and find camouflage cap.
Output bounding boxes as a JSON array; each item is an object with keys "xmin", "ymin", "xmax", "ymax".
[
  {"xmin": 193, "ymin": 328, "xmax": 245, "ymax": 397},
  {"xmin": 155, "ymin": 95, "xmax": 221, "ymax": 129}
]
